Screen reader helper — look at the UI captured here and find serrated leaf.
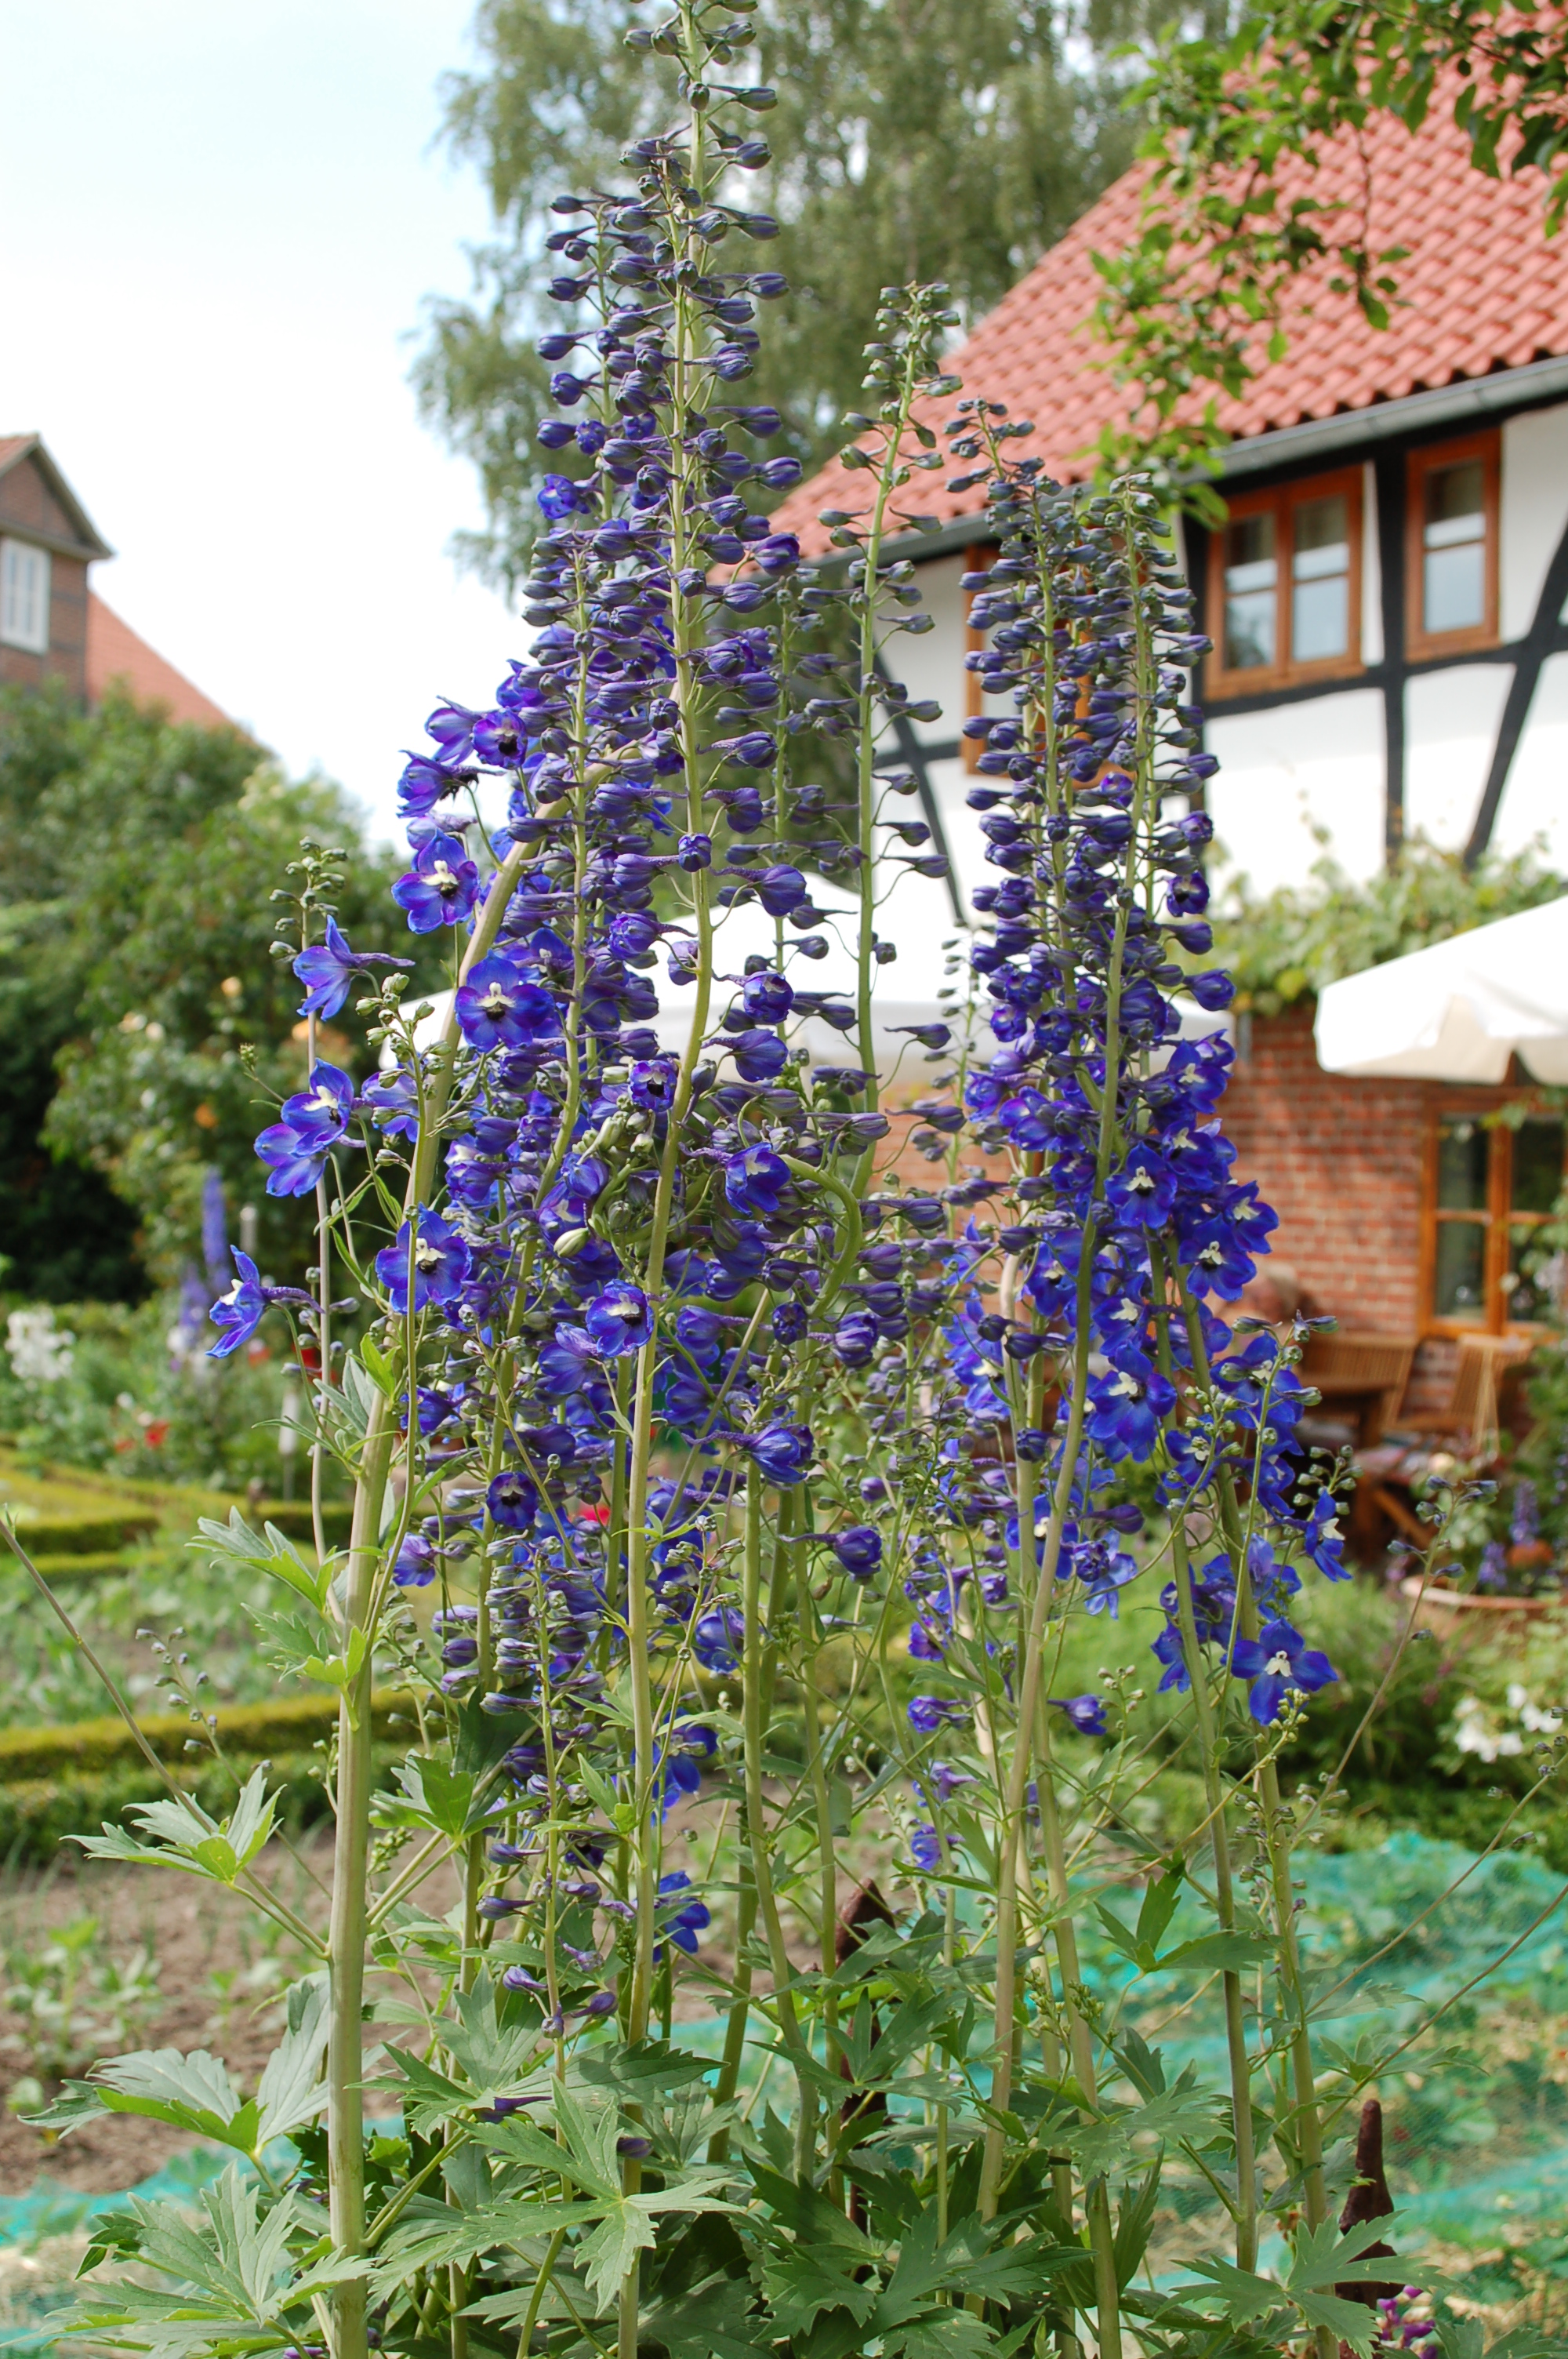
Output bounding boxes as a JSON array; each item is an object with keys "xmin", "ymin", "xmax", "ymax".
[
  {"xmin": 762, "ymin": 2243, "xmax": 880, "ymax": 2337},
  {"xmin": 575, "ymin": 2039, "xmax": 712, "ymax": 2095},
  {"xmin": 255, "ymin": 1976, "xmax": 329, "ymax": 2145}
]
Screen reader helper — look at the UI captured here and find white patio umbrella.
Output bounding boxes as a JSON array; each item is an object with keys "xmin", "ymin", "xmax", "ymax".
[{"xmin": 1314, "ymin": 894, "xmax": 1568, "ymax": 1082}]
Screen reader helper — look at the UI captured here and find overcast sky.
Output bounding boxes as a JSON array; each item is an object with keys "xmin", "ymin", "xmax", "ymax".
[{"xmin": 2, "ymin": 0, "xmax": 521, "ymax": 841}]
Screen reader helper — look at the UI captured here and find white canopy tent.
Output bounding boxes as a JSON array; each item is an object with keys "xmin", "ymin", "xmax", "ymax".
[{"xmin": 1314, "ymin": 895, "xmax": 1568, "ymax": 1083}]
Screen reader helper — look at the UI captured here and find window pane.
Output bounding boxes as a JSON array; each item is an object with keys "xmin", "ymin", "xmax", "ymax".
[
  {"xmin": 1512, "ymin": 1118, "xmax": 1565, "ymax": 1214},
  {"xmin": 1225, "ymin": 512, "xmax": 1276, "ymax": 670},
  {"xmin": 1437, "ymin": 1116, "xmax": 1489, "ymax": 1209},
  {"xmin": 1423, "ymin": 460, "xmax": 1486, "ymax": 633},
  {"xmin": 1434, "ymin": 1221, "xmax": 1487, "ymax": 1321},
  {"xmin": 1291, "ymin": 493, "xmax": 1350, "ymax": 661}
]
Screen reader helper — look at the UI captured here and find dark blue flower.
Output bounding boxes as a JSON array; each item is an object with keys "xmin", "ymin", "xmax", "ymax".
[
  {"xmin": 730, "ymin": 1028, "xmax": 789, "ymax": 1084},
  {"xmin": 280, "ymin": 1063, "xmax": 355, "ymax": 1143},
  {"xmin": 254, "ymin": 1121, "xmax": 331, "ymax": 1199},
  {"xmin": 361, "ymin": 1067, "xmax": 419, "ymax": 1140},
  {"xmin": 392, "ymin": 1531, "xmax": 437, "ymax": 1587},
  {"xmin": 655, "ymin": 1870, "xmax": 711, "ymax": 1956},
  {"xmin": 909, "ymin": 1825, "xmax": 949, "ymax": 1874},
  {"xmin": 693, "ymin": 1606, "xmax": 746, "ymax": 1674},
  {"xmin": 375, "ymin": 1209, "xmax": 473, "ymax": 1314},
  {"xmin": 741, "ymin": 969, "xmax": 793, "ymax": 1023},
  {"xmin": 293, "ymin": 918, "xmax": 412, "ymax": 1020},
  {"xmin": 392, "ymin": 834, "xmax": 481, "ymax": 932},
  {"xmin": 208, "ymin": 1249, "xmax": 267, "ymax": 1358},
  {"xmin": 739, "ymin": 1422, "xmax": 813, "ymax": 1484},
  {"xmin": 1230, "ymin": 1619, "xmax": 1337, "ymax": 1725},
  {"xmin": 829, "ymin": 1525, "xmax": 882, "ymax": 1579},
  {"xmin": 456, "ymin": 954, "xmax": 562, "ymax": 1051},
  {"xmin": 583, "ymin": 1281, "xmax": 653, "ymax": 1358},
  {"xmin": 722, "ymin": 1144, "xmax": 790, "ymax": 1216},
  {"xmin": 907, "ymin": 1694, "xmax": 960, "ymax": 1734},
  {"xmin": 1049, "ymin": 1694, "xmax": 1108, "ymax": 1736}
]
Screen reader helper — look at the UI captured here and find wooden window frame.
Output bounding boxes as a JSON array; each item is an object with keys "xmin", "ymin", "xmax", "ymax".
[
  {"xmin": 1405, "ymin": 430, "xmax": 1501, "ymax": 660},
  {"xmin": 963, "ymin": 543, "xmax": 1000, "ymax": 772},
  {"xmin": 1420, "ymin": 1100, "xmax": 1566, "ymax": 1337},
  {"xmin": 1204, "ymin": 467, "xmax": 1365, "ymax": 700}
]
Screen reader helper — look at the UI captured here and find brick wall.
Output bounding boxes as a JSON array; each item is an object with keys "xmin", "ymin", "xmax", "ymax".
[
  {"xmin": 1216, "ymin": 1004, "xmax": 1529, "ymax": 1417},
  {"xmin": 0, "ymin": 453, "xmax": 91, "ymax": 700}
]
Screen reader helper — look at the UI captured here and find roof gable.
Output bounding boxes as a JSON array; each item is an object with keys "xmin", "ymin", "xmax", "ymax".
[
  {"xmin": 773, "ymin": 107, "xmax": 1568, "ymax": 555},
  {"xmin": 0, "ymin": 435, "xmax": 114, "ymax": 561}
]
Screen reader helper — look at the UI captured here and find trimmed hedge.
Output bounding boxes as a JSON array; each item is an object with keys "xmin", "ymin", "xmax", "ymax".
[
  {"xmin": 0, "ymin": 1744, "xmax": 402, "ymax": 1867},
  {"xmin": 0, "ymin": 1689, "xmax": 418, "ymax": 1782},
  {"xmin": 9, "ymin": 1511, "xmax": 158, "ymax": 1556}
]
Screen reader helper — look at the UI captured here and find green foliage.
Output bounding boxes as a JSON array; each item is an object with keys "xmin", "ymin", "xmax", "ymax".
[
  {"xmin": 0, "ymin": 680, "xmax": 421, "ymax": 1292},
  {"xmin": 1094, "ymin": 0, "xmax": 1568, "ymax": 478},
  {"xmin": 416, "ymin": 0, "xmax": 1168, "ymax": 586},
  {"xmin": 1207, "ymin": 835, "xmax": 1565, "ymax": 1016},
  {"xmin": 1, "ymin": 1910, "xmax": 163, "ymax": 2081}
]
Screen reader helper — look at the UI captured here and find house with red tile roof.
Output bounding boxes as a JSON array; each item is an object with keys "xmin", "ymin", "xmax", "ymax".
[
  {"xmin": 777, "ymin": 103, "xmax": 1568, "ymax": 904},
  {"xmin": 0, "ymin": 434, "xmax": 232, "ymax": 729},
  {"xmin": 777, "ymin": 107, "xmax": 1568, "ymax": 1385}
]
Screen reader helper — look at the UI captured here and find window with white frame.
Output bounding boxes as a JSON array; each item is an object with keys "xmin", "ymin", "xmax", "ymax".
[{"xmin": 0, "ymin": 540, "xmax": 49, "ymax": 653}]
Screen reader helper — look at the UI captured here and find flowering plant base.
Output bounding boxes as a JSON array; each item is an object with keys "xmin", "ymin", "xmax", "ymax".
[{"xmin": 3, "ymin": 12, "xmax": 1559, "ymax": 2359}]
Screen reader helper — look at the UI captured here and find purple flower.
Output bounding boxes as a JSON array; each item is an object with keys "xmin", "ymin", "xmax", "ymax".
[
  {"xmin": 208, "ymin": 1250, "xmax": 269, "ymax": 1358},
  {"xmin": 677, "ymin": 832, "xmax": 712, "ymax": 870},
  {"xmin": 754, "ymin": 862, "xmax": 806, "ymax": 917},
  {"xmin": 254, "ymin": 1121, "xmax": 331, "ymax": 1198},
  {"xmin": 392, "ymin": 833, "xmax": 481, "ymax": 932},
  {"xmin": 375, "ymin": 1209, "xmax": 473, "ymax": 1314},
  {"xmin": 583, "ymin": 1282, "xmax": 654, "ymax": 1358},
  {"xmin": 392, "ymin": 1532, "xmax": 436, "ymax": 1587},
  {"xmin": 729, "ymin": 1028, "xmax": 789, "ymax": 1085},
  {"xmin": 397, "ymin": 753, "xmax": 466, "ymax": 818},
  {"xmin": 1105, "ymin": 1145, "xmax": 1177, "ymax": 1232},
  {"xmin": 455, "ymin": 954, "xmax": 562, "ymax": 1051},
  {"xmin": 361, "ymin": 1067, "xmax": 419, "ymax": 1140},
  {"xmin": 655, "ymin": 1870, "xmax": 711, "ymax": 1956},
  {"xmin": 1086, "ymin": 1357, "xmax": 1177, "ymax": 1462},
  {"xmin": 488, "ymin": 1470, "xmax": 538, "ymax": 1530},
  {"xmin": 1049, "ymin": 1694, "xmax": 1108, "ymax": 1737},
  {"xmin": 694, "ymin": 1606, "xmax": 746, "ymax": 1674},
  {"xmin": 722, "ymin": 1145, "xmax": 791, "ymax": 1216},
  {"xmin": 1230, "ymin": 1619, "xmax": 1338, "ymax": 1725},
  {"xmin": 292, "ymin": 918, "xmax": 412, "ymax": 1020},
  {"xmin": 741, "ymin": 969, "xmax": 793, "ymax": 1023},
  {"xmin": 907, "ymin": 1695, "xmax": 960, "ymax": 1734},
  {"xmin": 536, "ymin": 1328, "xmax": 596, "ymax": 1398},
  {"xmin": 280, "ymin": 1063, "xmax": 356, "ymax": 1143},
  {"xmin": 1187, "ymin": 969, "xmax": 1236, "ymax": 1012},
  {"xmin": 538, "ymin": 473, "xmax": 590, "ymax": 520},
  {"xmin": 909, "ymin": 1825, "xmax": 949, "ymax": 1874},
  {"xmin": 830, "ymin": 1525, "xmax": 883, "ymax": 1579}
]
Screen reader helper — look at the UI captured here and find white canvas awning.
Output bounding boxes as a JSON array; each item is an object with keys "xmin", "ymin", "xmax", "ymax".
[{"xmin": 1314, "ymin": 894, "xmax": 1568, "ymax": 1082}]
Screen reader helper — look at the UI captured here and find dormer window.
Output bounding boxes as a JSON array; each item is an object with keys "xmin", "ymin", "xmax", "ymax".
[
  {"xmin": 1407, "ymin": 432, "xmax": 1498, "ymax": 656},
  {"xmin": 1207, "ymin": 468, "xmax": 1363, "ymax": 696},
  {"xmin": 0, "ymin": 538, "xmax": 49, "ymax": 653}
]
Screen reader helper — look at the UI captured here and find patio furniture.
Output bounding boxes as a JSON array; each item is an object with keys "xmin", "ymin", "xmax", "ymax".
[
  {"xmin": 1352, "ymin": 1331, "xmax": 1537, "ymax": 1550},
  {"xmin": 1298, "ymin": 1330, "xmax": 1417, "ymax": 1448}
]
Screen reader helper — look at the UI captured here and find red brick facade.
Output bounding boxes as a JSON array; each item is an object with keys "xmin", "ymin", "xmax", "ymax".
[
  {"xmin": 1218, "ymin": 1003, "xmax": 1528, "ymax": 1418},
  {"xmin": 0, "ymin": 442, "xmax": 107, "ymax": 702}
]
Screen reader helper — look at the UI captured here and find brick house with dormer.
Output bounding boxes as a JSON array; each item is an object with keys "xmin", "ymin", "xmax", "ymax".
[{"xmin": 0, "ymin": 434, "xmax": 230, "ymax": 728}]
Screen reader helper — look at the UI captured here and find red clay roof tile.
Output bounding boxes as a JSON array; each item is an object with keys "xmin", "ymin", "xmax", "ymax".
[
  {"xmin": 87, "ymin": 593, "xmax": 237, "ymax": 733},
  {"xmin": 774, "ymin": 107, "xmax": 1568, "ymax": 555}
]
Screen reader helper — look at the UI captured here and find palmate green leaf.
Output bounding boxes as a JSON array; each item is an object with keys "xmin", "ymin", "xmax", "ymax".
[
  {"xmin": 50, "ymin": 2165, "xmax": 361, "ymax": 2357},
  {"xmin": 575, "ymin": 2039, "xmax": 712, "ymax": 2098},
  {"xmin": 1065, "ymin": 2063, "xmax": 1224, "ymax": 2176},
  {"xmin": 761, "ymin": 2241, "xmax": 880, "ymax": 2338},
  {"xmin": 640, "ymin": 2269, "xmax": 773, "ymax": 2359},
  {"xmin": 373, "ymin": 1754, "xmax": 481, "ymax": 1841},
  {"xmin": 253, "ymin": 1976, "xmax": 329, "ymax": 2146},
  {"xmin": 75, "ymin": 1765, "xmax": 279, "ymax": 1889},
  {"xmin": 91, "ymin": 2048, "xmax": 256, "ymax": 2154},
  {"xmin": 370, "ymin": 2194, "xmax": 608, "ymax": 2290},
  {"xmin": 190, "ymin": 1508, "xmax": 331, "ymax": 1610}
]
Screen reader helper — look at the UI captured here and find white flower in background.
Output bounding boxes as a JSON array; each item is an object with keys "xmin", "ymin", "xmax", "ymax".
[
  {"xmin": 1507, "ymin": 1681, "xmax": 1563, "ymax": 1735},
  {"xmin": 1453, "ymin": 1695, "xmax": 1523, "ymax": 1761},
  {"xmin": 5, "ymin": 1308, "xmax": 74, "ymax": 1385}
]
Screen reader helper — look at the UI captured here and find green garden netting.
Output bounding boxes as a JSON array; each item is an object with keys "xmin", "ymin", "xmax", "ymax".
[{"xmin": 4, "ymin": 1830, "xmax": 1567, "ymax": 2352}]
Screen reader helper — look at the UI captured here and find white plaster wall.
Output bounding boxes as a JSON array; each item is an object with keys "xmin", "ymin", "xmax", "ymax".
[
  {"xmin": 905, "ymin": 551, "xmax": 969, "ymax": 747},
  {"xmin": 1205, "ymin": 689, "xmax": 1385, "ymax": 893},
  {"xmin": 1492, "ymin": 649, "xmax": 1568, "ymax": 864},
  {"xmin": 1403, "ymin": 663, "xmax": 1512, "ymax": 849},
  {"xmin": 1361, "ymin": 460, "xmax": 1383, "ymax": 665},
  {"xmin": 1502, "ymin": 402, "xmax": 1568, "ymax": 639}
]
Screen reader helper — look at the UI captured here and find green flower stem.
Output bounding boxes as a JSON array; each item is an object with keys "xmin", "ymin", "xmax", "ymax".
[
  {"xmin": 1172, "ymin": 1279, "xmax": 1334, "ymax": 2354},
  {"xmin": 1149, "ymin": 1239, "xmax": 1258, "ymax": 2270},
  {"xmin": 741, "ymin": 1466, "xmax": 815, "ymax": 2168},
  {"xmin": 326, "ymin": 841, "xmax": 528, "ymax": 2359}
]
